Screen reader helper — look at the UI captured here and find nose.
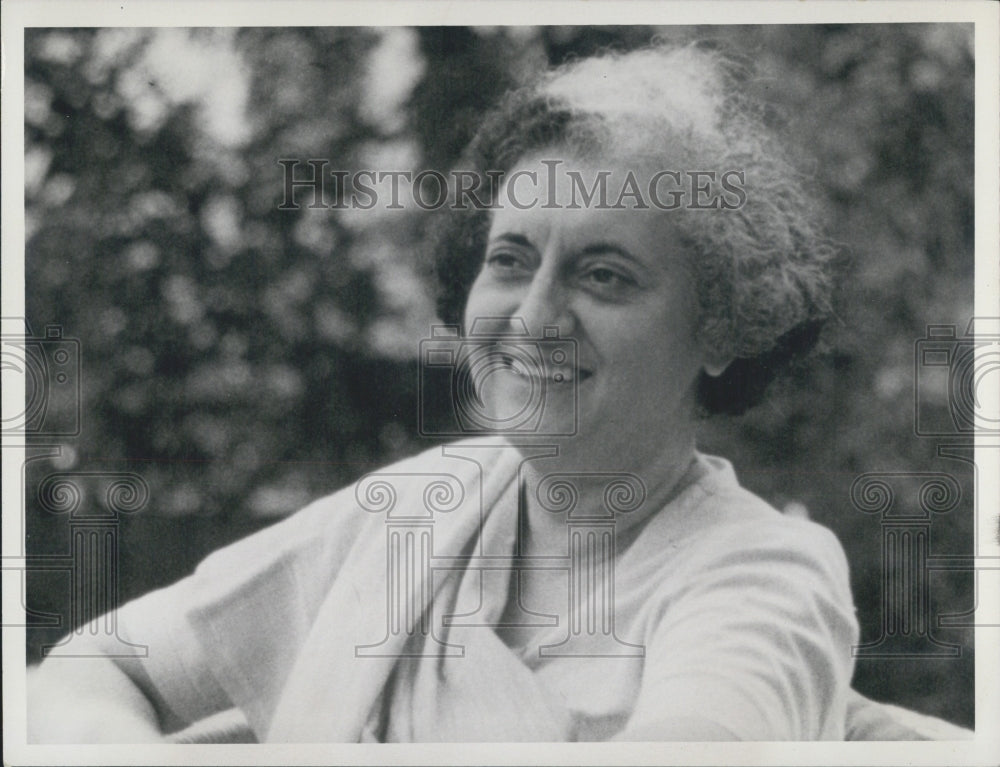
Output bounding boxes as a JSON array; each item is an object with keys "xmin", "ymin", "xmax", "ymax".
[{"xmin": 510, "ymin": 264, "xmax": 574, "ymax": 337}]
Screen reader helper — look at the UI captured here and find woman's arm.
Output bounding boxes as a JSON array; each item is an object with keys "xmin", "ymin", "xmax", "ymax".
[
  {"xmin": 614, "ymin": 717, "xmax": 738, "ymax": 741},
  {"xmin": 26, "ymin": 486, "xmax": 371, "ymax": 744},
  {"xmin": 27, "ymin": 655, "xmax": 165, "ymax": 743},
  {"xmin": 25, "ymin": 570, "xmax": 239, "ymax": 743},
  {"xmin": 621, "ymin": 518, "xmax": 859, "ymax": 741}
]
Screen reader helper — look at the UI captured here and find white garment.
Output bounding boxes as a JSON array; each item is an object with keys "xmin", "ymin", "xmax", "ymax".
[{"xmin": 104, "ymin": 440, "xmax": 859, "ymax": 741}]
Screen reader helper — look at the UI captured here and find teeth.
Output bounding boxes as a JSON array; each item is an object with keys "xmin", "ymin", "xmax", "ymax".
[
  {"xmin": 496, "ymin": 353, "xmax": 591, "ymax": 383},
  {"xmin": 507, "ymin": 367, "xmax": 577, "ymax": 383}
]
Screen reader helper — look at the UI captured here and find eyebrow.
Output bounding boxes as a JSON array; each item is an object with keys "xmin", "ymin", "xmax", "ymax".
[
  {"xmin": 488, "ymin": 233, "xmax": 534, "ymax": 249},
  {"xmin": 488, "ymin": 234, "xmax": 638, "ymax": 263},
  {"xmin": 578, "ymin": 242, "xmax": 639, "ymax": 263}
]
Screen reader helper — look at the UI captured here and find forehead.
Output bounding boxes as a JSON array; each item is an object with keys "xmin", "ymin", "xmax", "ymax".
[{"xmin": 488, "ymin": 154, "xmax": 683, "ymax": 249}]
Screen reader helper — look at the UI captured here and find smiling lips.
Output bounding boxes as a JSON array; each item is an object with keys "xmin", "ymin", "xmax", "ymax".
[{"xmin": 498, "ymin": 353, "xmax": 592, "ymax": 384}]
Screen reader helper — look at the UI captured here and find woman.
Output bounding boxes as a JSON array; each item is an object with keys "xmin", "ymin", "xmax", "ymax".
[{"xmin": 26, "ymin": 42, "xmax": 966, "ymax": 743}]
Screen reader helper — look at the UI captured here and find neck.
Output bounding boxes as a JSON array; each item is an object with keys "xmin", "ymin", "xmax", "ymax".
[{"xmin": 514, "ymin": 418, "xmax": 701, "ymax": 557}]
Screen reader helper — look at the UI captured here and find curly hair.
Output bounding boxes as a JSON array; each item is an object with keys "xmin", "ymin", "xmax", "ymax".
[{"xmin": 430, "ymin": 43, "xmax": 839, "ymax": 415}]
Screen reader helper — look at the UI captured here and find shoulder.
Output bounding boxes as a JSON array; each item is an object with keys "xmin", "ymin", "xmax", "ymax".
[
  {"xmin": 349, "ymin": 438, "xmax": 515, "ymax": 503},
  {"xmin": 171, "ymin": 439, "xmax": 517, "ymax": 728},
  {"xmin": 193, "ymin": 438, "xmax": 518, "ymax": 590},
  {"xmin": 629, "ymin": 455, "xmax": 859, "ymax": 740},
  {"xmin": 675, "ymin": 452, "xmax": 852, "ymax": 590},
  {"xmin": 632, "ymin": 451, "xmax": 857, "ymax": 652}
]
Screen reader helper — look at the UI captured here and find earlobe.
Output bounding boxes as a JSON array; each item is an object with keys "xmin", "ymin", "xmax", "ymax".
[{"xmin": 703, "ymin": 354, "xmax": 733, "ymax": 378}]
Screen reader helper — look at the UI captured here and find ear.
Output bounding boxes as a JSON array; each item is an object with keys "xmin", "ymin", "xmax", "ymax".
[{"xmin": 702, "ymin": 351, "xmax": 733, "ymax": 378}]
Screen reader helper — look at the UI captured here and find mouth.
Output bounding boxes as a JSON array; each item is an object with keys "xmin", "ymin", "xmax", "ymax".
[{"xmin": 498, "ymin": 353, "xmax": 593, "ymax": 384}]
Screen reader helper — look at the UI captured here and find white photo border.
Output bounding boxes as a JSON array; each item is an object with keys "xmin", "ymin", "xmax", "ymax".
[{"xmin": 3, "ymin": 1, "xmax": 998, "ymax": 765}]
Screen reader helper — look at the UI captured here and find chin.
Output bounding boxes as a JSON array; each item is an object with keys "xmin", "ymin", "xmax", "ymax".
[
  {"xmin": 505, "ymin": 432, "xmax": 603, "ymax": 467},
  {"xmin": 474, "ymin": 387, "xmax": 579, "ymax": 441}
]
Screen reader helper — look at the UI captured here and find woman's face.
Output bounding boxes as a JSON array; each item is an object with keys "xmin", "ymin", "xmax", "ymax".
[{"xmin": 462, "ymin": 153, "xmax": 723, "ymax": 470}]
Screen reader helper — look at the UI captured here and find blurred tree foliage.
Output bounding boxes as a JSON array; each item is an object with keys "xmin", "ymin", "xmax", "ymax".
[{"xmin": 23, "ymin": 25, "xmax": 974, "ymax": 727}]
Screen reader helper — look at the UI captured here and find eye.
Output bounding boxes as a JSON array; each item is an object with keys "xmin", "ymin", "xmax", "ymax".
[
  {"xmin": 587, "ymin": 267, "xmax": 622, "ymax": 285},
  {"xmin": 580, "ymin": 263, "xmax": 637, "ymax": 296},
  {"xmin": 484, "ymin": 249, "xmax": 533, "ymax": 279},
  {"xmin": 487, "ymin": 252, "xmax": 521, "ymax": 269}
]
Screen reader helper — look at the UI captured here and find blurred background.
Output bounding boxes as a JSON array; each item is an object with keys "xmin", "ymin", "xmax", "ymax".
[{"xmin": 21, "ymin": 25, "xmax": 975, "ymax": 727}]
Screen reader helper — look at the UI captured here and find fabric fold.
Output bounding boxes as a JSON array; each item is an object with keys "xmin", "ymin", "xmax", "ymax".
[
  {"xmin": 384, "ymin": 466, "xmax": 573, "ymax": 741},
  {"xmin": 265, "ymin": 442, "xmax": 528, "ymax": 742}
]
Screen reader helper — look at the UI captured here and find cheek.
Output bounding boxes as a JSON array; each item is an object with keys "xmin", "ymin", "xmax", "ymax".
[
  {"xmin": 606, "ymin": 308, "xmax": 702, "ymax": 382},
  {"xmin": 461, "ymin": 272, "xmax": 490, "ymax": 327}
]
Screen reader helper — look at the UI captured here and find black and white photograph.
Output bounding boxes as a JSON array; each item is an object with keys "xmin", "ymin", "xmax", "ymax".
[{"xmin": 3, "ymin": 1, "xmax": 999, "ymax": 764}]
